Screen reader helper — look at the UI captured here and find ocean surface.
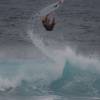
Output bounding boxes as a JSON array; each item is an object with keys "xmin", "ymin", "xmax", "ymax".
[{"xmin": 0, "ymin": 0, "xmax": 100, "ymax": 100}]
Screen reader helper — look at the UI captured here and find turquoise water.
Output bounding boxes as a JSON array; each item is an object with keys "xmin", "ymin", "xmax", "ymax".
[{"xmin": 0, "ymin": 57, "xmax": 100, "ymax": 100}]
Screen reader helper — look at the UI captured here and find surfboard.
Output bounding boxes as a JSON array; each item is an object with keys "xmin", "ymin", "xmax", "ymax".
[{"xmin": 36, "ymin": 0, "xmax": 64, "ymax": 17}]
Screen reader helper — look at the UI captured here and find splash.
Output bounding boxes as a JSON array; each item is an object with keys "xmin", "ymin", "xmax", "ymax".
[
  {"xmin": 26, "ymin": 10, "xmax": 100, "ymax": 97},
  {"xmin": 28, "ymin": 17, "xmax": 100, "ymax": 72}
]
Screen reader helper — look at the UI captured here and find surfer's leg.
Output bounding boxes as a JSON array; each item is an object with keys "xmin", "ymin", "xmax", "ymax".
[
  {"xmin": 47, "ymin": 13, "xmax": 54, "ymax": 24},
  {"xmin": 51, "ymin": 17, "xmax": 56, "ymax": 25}
]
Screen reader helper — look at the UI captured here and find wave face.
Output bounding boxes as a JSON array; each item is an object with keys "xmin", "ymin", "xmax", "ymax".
[{"xmin": 50, "ymin": 61, "xmax": 100, "ymax": 97}]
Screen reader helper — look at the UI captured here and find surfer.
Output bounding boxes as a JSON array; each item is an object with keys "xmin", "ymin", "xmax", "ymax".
[
  {"xmin": 40, "ymin": 0, "xmax": 64, "ymax": 31},
  {"xmin": 41, "ymin": 14, "xmax": 56, "ymax": 31}
]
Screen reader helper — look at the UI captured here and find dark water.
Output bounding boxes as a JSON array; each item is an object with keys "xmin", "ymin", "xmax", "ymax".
[{"xmin": 0, "ymin": 0, "xmax": 100, "ymax": 100}]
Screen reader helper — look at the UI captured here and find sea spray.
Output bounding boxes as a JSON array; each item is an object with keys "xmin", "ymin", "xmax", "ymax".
[{"xmin": 27, "ymin": 13, "xmax": 100, "ymax": 96}]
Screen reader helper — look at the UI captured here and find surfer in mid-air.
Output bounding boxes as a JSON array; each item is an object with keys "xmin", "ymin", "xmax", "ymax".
[
  {"xmin": 41, "ymin": 13, "xmax": 56, "ymax": 31},
  {"xmin": 41, "ymin": 0, "xmax": 64, "ymax": 31}
]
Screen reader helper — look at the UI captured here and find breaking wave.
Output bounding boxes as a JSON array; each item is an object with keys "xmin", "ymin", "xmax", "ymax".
[
  {"xmin": 0, "ymin": 11, "xmax": 100, "ymax": 98},
  {"xmin": 27, "ymin": 13, "xmax": 100, "ymax": 97}
]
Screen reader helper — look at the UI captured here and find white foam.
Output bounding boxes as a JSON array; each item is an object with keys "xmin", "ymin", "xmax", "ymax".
[
  {"xmin": 0, "ymin": 77, "xmax": 20, "ymax": 91},
  {"xmin": 28, "ymin": 28, "xmax": 100, "ymax": 72}
]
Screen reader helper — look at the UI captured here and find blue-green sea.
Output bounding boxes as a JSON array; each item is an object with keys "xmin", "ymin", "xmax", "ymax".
[{"xmin": 0, "ymin": 56, "xmax": 100, "ymax": 100}]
